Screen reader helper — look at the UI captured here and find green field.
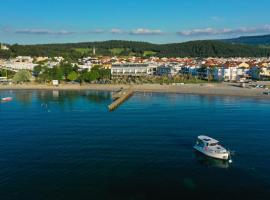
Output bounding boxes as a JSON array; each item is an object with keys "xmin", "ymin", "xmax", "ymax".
[
  {"xmin": 143, "ymin": 51, "xmax": 157, "ymax": 57},
  {"xmin": 74, "ymin": 48, "xmax": 92, "ymax": 54},
  {"xmin": 109, "ymin": 48, "xmax": 125, "ymax": 55}
]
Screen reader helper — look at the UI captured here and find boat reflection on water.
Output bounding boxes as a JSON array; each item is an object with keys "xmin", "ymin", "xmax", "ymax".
[{"xmin": 194, "ymin": 151, "xmax": 231, "ymax": 169}]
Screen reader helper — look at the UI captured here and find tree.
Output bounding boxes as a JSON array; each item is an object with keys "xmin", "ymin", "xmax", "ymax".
[
  {"xmin": 67, "ymin": 71, "xmax": 78, "ymax": 81},
  {"xmin": 51, "ymin": 66, "xmax": 64, "ymax": 80},
  {"xmin": 80, "ymin": 70, "xmax": 100, "ymax": 82},
  {"xmin": 13, "ymin": 70, "xmax": 32, "ymax": 83},
  {"xmin": 59, "ymin": 62, "xmax": 74, "ymax": 80},
  {"xmin": 99, "ymin": 69, "xmax": 111, "ymax": 79},
  {"xmin": 33, "ymin": 65, "xmax": 44, "ymax": 77},
  {"xmin": 88, "ymin": 70, "xmax": 100, "ymax": 82}
]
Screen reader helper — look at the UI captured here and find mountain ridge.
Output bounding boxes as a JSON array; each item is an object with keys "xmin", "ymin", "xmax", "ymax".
[
  {"xmin": 222, "ymin": 34, "xmax": 270, "ymax": 45},
  {"xmin": 1, "ymin": 38, "xmax": 270, "ymax": 59}
]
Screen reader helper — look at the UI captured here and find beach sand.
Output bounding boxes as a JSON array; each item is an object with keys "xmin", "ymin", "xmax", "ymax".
[{"xmin": 0, "ymin": 83, "xmax": 269, "ymax": 98}]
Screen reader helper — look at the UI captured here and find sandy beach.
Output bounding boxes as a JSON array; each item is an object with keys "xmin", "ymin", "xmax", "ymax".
[{"xmin": 0, "ymin": 82, "xmax": 269, "ymax": 98}]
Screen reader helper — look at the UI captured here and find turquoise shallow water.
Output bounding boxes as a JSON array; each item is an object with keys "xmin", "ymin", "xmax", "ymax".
[{"xmin": 0, "ymin": 90, "xmax": 270, "ymax": 200}]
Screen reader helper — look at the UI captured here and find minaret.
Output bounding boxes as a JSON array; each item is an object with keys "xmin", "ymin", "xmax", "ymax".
[{"xmin": 93, "ymin": 46, "xmax": 96, "ymax": 56}]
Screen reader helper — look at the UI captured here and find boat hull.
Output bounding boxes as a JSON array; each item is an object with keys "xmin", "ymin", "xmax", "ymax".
[{"xmin": 194, "ymin": 146, "xmax": 230, "ymax": 160}]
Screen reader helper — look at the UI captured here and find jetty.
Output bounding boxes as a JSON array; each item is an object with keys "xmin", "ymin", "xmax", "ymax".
[{"xmin": 108, "ymin": 88, "xmax": 134, "ymax": 111}]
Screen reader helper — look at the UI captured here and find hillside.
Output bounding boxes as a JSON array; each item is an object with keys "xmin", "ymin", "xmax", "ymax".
[
  {"xmin": 1, "ymin": 40, "xmax": 270, "ymax": 59},
  {"xmin": 222, "ymin": 34, "xmax": 270, "ymax": 45},
  {"xmin": 157, "ymin": 40, "xmax": 270, "ymax": 57}
]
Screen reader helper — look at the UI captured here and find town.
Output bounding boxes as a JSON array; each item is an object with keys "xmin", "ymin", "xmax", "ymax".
[{"xmin": 1, "ymin": 43, "xmax": 270, "ymax": 86}]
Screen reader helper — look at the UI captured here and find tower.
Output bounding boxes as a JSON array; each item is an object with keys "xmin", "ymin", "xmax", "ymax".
[{"xmin": 93, "ymin": 46, "xmax": 96, "ymax": 56}]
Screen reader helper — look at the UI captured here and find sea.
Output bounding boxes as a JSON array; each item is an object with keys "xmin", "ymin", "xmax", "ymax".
[{"xmin": 0, "ymin": 90, "xmax": 270, "ymax": 200}]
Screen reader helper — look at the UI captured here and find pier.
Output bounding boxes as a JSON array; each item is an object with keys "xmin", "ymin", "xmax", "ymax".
[{"xmin": 108, "ymin": 88, "xmax": 134, "ymax": 111}]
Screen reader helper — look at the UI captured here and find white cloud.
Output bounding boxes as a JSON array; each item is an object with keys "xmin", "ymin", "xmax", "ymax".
[
  {"xmin": 129, "ymin": 28, "xmax": 163, "ymax": 35},
  {"xmin": 14, "ymin": 29, "xmax": 75, "ymax": 35},
  {"xmin": 177, "ymin": 25, "xmax": 270, "ymax": 36},
  {"xmin": 110, "ymin": 28, "xmax": 124, "ymax": 34}
]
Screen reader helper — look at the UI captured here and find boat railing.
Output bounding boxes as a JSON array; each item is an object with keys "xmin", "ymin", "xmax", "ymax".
[{"xmin": 206, "ymin": 148, "xmax": 226, "ymax": 154}]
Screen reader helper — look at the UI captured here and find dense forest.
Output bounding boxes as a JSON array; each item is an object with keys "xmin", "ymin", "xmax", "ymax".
[
  {"xmin": 1, "ymin": 40, "xmax": 270, "ymax": 59},
  {"xmin": 222, "ymin": 34, "xmax": 270, "ymax": 45}
]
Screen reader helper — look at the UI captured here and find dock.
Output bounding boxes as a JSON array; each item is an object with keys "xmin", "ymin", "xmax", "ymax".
[{"xmin": 108, "ymin": 88, "xmax": 134, "ymax": 111}]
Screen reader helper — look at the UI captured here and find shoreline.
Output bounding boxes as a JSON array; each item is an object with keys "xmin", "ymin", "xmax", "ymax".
[{"xmin": 0, "ymin": 83, "xmax": 269, "ymax": 99}]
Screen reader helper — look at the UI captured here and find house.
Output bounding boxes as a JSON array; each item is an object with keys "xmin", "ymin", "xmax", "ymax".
[
  {"xmin": 238, "ymin": 62, "xmax": 250, "ymax": 69},
  {"xmin": 78, "ymin": 64, "xmax": 92, "ymax": 72},
  {"xmin": 213, "ymin": 67, "xmax": 223, "ymax": 81},
  {"xmin": 156, "ymin": 65, "xmax": 178, "ymax": 76},
  {"xmin": 223, "ymin": 66, "xmax": 238, "ymax": 81},
  {"xmin": 213, "ymin": 65, "xmax": 243, "ymax": 81},
  {"xmin": 260, "ymin": 66, "xmax": 270, "ymax": 80},
  {"xmin": 249, "ymin": 66, "xmax": 261, "ymax": 80},
  {"xmin": 0, "ymin": 44, "xmax": 9, "ymax": 51},
  {"xmin": 181, "ymin": 65, "xmax": 200, "ymax": 76}
]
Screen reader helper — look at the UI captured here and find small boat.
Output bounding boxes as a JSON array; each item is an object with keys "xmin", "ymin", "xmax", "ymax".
[
  {"xmin": 194, "ymin": 135, "xmax": 231, "ymax": 161},
  {"xmin": 1, "ymin": 97, "xmax": 13, "ymax": 102},
  {"xmin": 194, "ymin": 151, "xmax": 230, "ymax": 169}
]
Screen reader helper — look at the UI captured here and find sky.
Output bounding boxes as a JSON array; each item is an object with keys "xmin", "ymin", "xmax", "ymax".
[{"xmin": 0, "ymin": 0, "xmax": 270, "ymax": 44}]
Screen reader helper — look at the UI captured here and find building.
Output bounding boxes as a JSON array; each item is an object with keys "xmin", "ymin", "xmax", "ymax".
[
  {"xmin": 260, "ymin": 67, "xmax": 270, "ymax": 79},
  {"xmin": 0, "ymin": 77, "xmax": 8, "ymax": 82},
  {"xmin": 111, "ymin": 63, "xmax": 154, "ymax": 76},
  {"xmin": 213, "ymin": 66, "xmax": 246, "ymax": 81},
  {"xmin": 213, "ymin": 67, "xmax": 223, "ymax": 81},
  {"xmin": 249, "ymin": 66, "xmax": 261, "ymax": 80},
  {"xmin": 156, "ymin": 65, "xmax": 178, "ymax": 76},
  {"xmin": 78, "ymin": 64, "xmax": 92, "ymax": 71},
  {"xmin": 3, "ymin": 61, "xmax": 38, "ymax": 71},
  {"xmin": 223, "ymin": 66, "xmax": 238, "ymax": 81},
  {"xmin": 0, "ymin": 44, "xmax": 9, "ymax": 51}
]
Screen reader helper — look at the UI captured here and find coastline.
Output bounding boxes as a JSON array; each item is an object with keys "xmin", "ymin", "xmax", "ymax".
[{"xmin": 0, "ymin": 83, "xmax": 269, "ymax": 98}]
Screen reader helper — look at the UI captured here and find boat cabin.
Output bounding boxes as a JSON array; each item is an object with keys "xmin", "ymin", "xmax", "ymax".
[{"xmin": 196, "ymin": 135, "xmax": 219, "ymax": 147}]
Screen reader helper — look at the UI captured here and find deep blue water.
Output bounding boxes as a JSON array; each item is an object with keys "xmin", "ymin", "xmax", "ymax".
[{"xmin": 0, "ymin": 90, "xmax": 270, "ymax": 200}]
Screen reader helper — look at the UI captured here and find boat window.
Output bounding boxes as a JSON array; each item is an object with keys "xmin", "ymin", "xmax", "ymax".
[
  {"xmin": 197, "ymin": 140, "xmax": 204, "ymax": 147},
  {"xmin": 209, "ymin": 143, "xmax": 218, "ymax": 146}
]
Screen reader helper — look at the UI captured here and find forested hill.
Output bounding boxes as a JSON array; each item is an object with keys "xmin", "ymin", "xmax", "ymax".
[
  {"xmin": 222, "ymin": 34, "xmax": 270, "ymax": 45},
  {"xmin": 1, "ymin": 40, "xmax": 270, "ymax": 59},
  {"xmin": 158, "ymin": 40, "xmax": 270, "ymax": 57}
]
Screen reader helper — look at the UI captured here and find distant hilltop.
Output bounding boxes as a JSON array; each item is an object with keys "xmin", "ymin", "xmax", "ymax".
[
  {"xmin": 1, "ymin": 36, "xmax": 270, "ymax": 59},
  {"xmin": 222, "ymin": 34, "xmax": 270, "ymax": 45}
]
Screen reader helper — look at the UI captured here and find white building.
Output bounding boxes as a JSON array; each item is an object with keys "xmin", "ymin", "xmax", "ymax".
[
  {"xmin": 15, "ymin": 56, "xmax": 33, "ymax": 63},
  {"xmin": 261, "ymin": 67, "xmax": 270, "ymax": 78},
  {"xmin": 213, "ymin": 66, "xmax": 245, "ymax": 81},
  {"xmin": 3, "ymin": 61, "xmax": 38, "ymax": 71},
  {"xmin": 0, "ymin": 44, "xmax": 9, "ymax": 51},
  {"xmin": 111, "ymin": 63, "xmax": 154, "ymax": 76},
  {"xmin": 78, "ymin": 64, "xmax": 92, "ymax": 71},
  {"xmin": 223, "ymin": 66, "xmax": 238, "ymax": 81}
]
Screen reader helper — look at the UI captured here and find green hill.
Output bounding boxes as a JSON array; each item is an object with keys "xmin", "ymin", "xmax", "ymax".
[
  {"xmin": 1, "ymin": 40, "xmax": 270, "ymax": 59},
  {"xmin": 222, "ymin": 34, "xmax": 270, "ymax": 45}
]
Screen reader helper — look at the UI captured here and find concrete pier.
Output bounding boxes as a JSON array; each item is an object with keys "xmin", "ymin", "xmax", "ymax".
[{"xmin": 108, "ymin": 88, "xmax": 134, "ymax": 111}]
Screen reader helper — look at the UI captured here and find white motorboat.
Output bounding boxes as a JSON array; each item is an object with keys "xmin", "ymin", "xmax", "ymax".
[{"xmin": 194, "ymin": 135, "xmax": 231, "ymax": 161}]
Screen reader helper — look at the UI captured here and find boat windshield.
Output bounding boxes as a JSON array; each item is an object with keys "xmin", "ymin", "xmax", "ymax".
[
  {"xmin": 209, "ymin": 142, "xmax": 219, "ymax": 146},
  {"xmin": 196, "ymin": 139, "xmax": 205, "ymax": 147}
]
